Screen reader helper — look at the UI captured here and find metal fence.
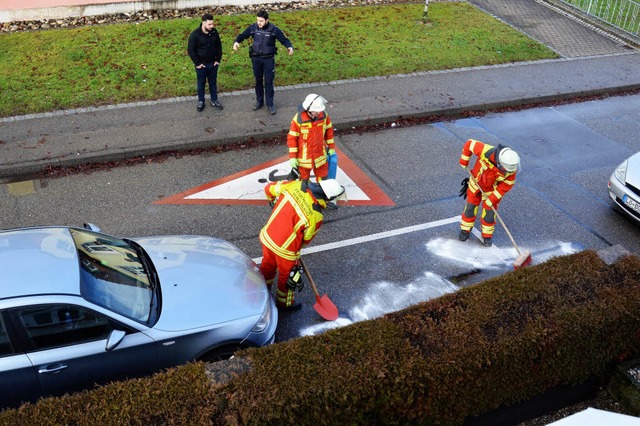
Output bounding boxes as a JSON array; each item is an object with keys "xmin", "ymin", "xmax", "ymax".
[{"xmin": 558, "ymin": 0, "xmax": 640, "ymax": 37}]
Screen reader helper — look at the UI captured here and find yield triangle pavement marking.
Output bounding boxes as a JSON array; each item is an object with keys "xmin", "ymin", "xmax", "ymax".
[{"xmin": 155, "ymin": 148, "xmax": 395, "ymax": 206}]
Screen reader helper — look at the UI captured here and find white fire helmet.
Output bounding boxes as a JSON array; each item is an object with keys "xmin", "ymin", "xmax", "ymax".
[
  {"xmin": 302, "ymin": 94, "xmax": 327, "ymax": 112},
  {"xmin": 319, "ymin": 179, "xmax": 345, "ymax": 201},
  {"xmin": 498, "ymin": 147, "xmax": 520, "ymax": 172}
]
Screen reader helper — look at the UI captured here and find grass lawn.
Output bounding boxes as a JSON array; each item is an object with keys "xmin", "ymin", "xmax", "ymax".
[{"xmin": 0, "ymin": 2, "xmax": 558, "ymax": 117}]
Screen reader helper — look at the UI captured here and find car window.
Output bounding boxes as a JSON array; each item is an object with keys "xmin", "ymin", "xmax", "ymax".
[
  {"xmin": 69, "ymin": 229, "xmax": 153, "ymax": 322},
  {"xmin": 14, "ymin": 305, "xmax": 113, "ymax": 351},
  {"xmin": 0, "ymin": 315, "xmax": 13, "ymax": 357}
]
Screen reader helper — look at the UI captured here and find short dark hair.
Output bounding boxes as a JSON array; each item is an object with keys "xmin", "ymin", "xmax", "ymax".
[
  {"xmin": 202, "ymin": 13, "xmax": 213, "ymax": 21},
  {"xmin": 257, "ymin": 10, "xmax": 269, "ymax": 20}
]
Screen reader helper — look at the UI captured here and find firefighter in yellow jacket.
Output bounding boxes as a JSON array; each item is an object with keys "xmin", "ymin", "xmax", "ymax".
[
  {"xmin": 260, "ymin": 178, "xmax": 345, "ymax": 310},
  {"xmin": 287, "ymin": 94, "xmax": 335, "ymax": 182},
  {"xmin": 458, "ymin": 139, "xmax": 520, "ymax": 247}
]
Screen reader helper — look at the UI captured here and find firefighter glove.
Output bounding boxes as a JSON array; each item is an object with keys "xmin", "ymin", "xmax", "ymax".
[
  {"xmin": 289, "ymin": 158, "xmax": 299, "ymax": 168},
  {"xmin": 328, "ymin": 149, "xmax": 336, "ymax": 156},
  {"xmin": 459, "ymin": 178, "xmax": 469, "ymax": 199},
  {"xmin": 287, "ymin": 167, "xmax": 300, "ymax": 181},
  {"xmin": 286, "ymin": 265, "xmax": 304, "ymax": 292}
]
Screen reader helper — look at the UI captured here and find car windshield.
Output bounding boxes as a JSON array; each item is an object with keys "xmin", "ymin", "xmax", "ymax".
[{"xmin": 69, "ymin": 229, "xmax": 153, "ymax": 323}]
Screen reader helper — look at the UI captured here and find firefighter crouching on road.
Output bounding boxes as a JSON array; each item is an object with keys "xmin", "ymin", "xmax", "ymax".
[
  {"xmin": 458, "ymin": 139, "xmax": 520, "ymax": 247},
  {"xmin": 287, "ymin": 94, "xmax": 335, "ymax": 183},
  {"xmin": 259, "ymin": 179, "xmax": 345, "ymax": 310}
]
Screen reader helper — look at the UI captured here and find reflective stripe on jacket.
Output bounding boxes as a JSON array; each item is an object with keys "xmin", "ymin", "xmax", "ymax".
[
  {"xmin": 259, "ymin": 181, "xmax": 324, "ymax": 261},
  {"xmin": 459, "ymin": 139, "xmax": 516, "ymax": 206},
  {"xmin": 287, "ymin": 109, "xmax": 335, "ymax": 170}
]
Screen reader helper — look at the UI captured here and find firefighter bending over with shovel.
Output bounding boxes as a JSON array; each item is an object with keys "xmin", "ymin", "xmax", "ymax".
[
  {"xmin": 458, "ymin": 139, "xmax": 520, "ymax": 247},
  {"xmin": 259, "ymin": 178, "xmax": 345, "ymax": 310}
]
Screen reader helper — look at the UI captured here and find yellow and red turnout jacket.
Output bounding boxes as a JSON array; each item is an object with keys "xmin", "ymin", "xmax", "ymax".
[
  {"xmin": 459, "ymin": 139, "xmax": 516, "ymax": 206},
  {"xmin": 287, "ymin": 110, "xmax": 335, "ymax": 170},
  {"xmin": 259, "ymin": 181, "xmax": 325, "ymax": 261}
]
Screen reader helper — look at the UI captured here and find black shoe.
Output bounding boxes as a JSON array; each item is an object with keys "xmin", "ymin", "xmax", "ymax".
[
  {"xmin": 197, "ymin": 101, "xmax": 205, "ymax": 112},
  {"xmin": 458, "ymin": 230, "xmax": 470, "ymax": 242},
  {"xmin": 268, "ymin": 105, "xmax": 276, "ymax": 115},
  {"xmin": 252, "ymin": 103, "xmax": 263, "ymax": 111},
  {"xmin": 325, "ymin": 201, "xmax": 338, "ymax": 210},
  {"xmin": 276, "ymin": 301, "xmax": 302, "ymax": 311},
  {"xmin": 483, "ymin": 237, "xmax": 493, "ymax": 247},
  {"xmin": 210, "ymin": 99, "xmax": 223, "ymax": 110}
]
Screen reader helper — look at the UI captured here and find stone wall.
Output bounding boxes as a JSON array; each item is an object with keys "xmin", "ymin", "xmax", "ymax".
[
  {"xmin": 0, "ymin": 0, "xmax": 412, "ymax": 25},
  {"xmin": 1, "ymin": 0, "xmax": 407, "ymax": 30}
]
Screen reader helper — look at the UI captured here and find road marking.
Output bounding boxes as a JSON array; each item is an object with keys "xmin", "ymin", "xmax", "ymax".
[
  {"xmin": 155, "ymin": 148, "xmax": 395, "ymax": 206},
  {"xmin": 302, "ymin": 215, "xmax": 461, "ymax": 254},
  {"xmin": 252, "ymin": 215, "xmax": 461, "ymax": 263}
]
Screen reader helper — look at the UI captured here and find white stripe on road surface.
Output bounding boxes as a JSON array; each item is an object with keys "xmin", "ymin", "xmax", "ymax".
[{"xmin": 252, "ymin": 215, "xmax": 461, "ymax": 263}]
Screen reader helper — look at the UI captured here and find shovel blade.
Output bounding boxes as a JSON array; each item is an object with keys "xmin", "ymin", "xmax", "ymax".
[{"xmin": 313, "ymin": 294, "xmax": 339, "ymax": 321}]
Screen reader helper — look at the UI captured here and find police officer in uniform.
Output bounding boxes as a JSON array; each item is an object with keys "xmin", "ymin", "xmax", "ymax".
[{"xmin": 233, "ymin": 9, "xmax": 294, "ymax": 115}]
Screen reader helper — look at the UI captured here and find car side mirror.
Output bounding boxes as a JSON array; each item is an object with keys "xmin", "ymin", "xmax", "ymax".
[
  {"xmin": 83, "ymin": 223, "xmax": 102, "ymax": 233},
  {"xmin": 105, "ymin": 329, "xmax": 126, "ymax": 351}
]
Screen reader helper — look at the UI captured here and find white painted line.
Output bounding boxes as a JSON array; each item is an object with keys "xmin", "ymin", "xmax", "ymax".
[
  {"xmin": 304, "ymin": 215, "xmax": 461, "ymax": 254},
  {"xmin": 252, "ymin": 215, "xmax": 461, "ymax": 263}
]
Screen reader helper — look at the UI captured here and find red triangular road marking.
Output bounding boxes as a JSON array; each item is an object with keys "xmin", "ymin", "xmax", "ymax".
[{"xmin": 154, "ymin": 148, "xmax": 395, "ymax": 206}]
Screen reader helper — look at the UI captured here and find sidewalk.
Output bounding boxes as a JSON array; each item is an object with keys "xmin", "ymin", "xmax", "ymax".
[{"xmin": 1, "ymin": 1, "xmax": 639, "ymax": 181}]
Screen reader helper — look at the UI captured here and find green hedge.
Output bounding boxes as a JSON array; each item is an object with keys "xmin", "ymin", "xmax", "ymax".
[{"xmin": 3, "ymin": 250, "xmax": 640, "ymax": 425}]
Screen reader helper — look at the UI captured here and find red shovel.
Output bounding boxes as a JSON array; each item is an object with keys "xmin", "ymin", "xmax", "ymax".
[{"xmin": 299, "ymin": 258, "xmax": 339, "ymax": 321}]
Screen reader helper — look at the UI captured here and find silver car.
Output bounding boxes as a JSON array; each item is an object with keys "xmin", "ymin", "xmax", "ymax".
[
  {"xmin": 0, "ymin": 225, "xmax": 276, "ymax": 409},
  {"xmin": 608, "ymin": 152, "xmax": 640, "ymax": 224}
]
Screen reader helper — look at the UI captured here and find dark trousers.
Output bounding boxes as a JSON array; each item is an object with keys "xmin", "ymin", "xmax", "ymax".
[
  {"xmin": 251, "ymin": 56, "xmax": 275, "ymax": 107},
  {"xmin": 195, "ymin": 63, "xmax": 219, "ymax": 103}
]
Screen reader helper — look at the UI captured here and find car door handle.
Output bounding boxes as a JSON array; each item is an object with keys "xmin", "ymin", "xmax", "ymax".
[{"xmin": 38, "ymin": 364, "xmax": 69, "ymax": 374}]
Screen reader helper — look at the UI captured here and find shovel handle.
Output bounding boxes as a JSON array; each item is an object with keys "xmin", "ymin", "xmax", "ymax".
[{"xmin": 299, "ymin": 258, "xmax": 320, "ymax": 297}]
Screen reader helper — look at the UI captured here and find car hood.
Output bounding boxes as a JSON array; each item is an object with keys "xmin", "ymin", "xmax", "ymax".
[
  {"xmin": 133, "ymin": 236, "xmax": 268, "ymax": 332},
  {"xmin": 625, "ymin": 152, "xmax": 640, "ymax": 187}
]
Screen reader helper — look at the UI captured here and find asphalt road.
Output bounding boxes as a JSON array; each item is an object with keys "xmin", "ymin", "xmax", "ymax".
[{"xmin": 2, "ymin": 93, "xmax": 639, "ymax": 342}]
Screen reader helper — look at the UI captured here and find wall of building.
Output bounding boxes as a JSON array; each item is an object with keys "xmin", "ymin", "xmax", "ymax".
[{"xmin": 0, "ymin": 0, "xmax": 294, "ymax": 23}]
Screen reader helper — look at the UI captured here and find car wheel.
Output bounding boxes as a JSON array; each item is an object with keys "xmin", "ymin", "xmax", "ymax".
[{"xmin": 199, "ymin": 344, "xmax": 247, "ymax": 362}]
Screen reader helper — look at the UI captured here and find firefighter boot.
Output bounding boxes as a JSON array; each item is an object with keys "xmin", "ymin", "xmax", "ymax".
[
  {"xmin": 277, "ymin": 300, "xmax": 302, "ymax": 311},
  {"xmin": 459, "ymin": 230, "xmax": 471, "ymax": 242},
  {"xmin": 483, "ymin": 237, "xmax": 493, "ymax": 247},
  {"xmin": 276, "ymin": 288, "xmax": 302, "ymax": 311}
]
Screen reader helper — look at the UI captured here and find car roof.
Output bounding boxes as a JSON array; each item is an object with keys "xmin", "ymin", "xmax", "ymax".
[{"xmin": 0, "ymin": 227, "xmax": 80, "ymax": 300}]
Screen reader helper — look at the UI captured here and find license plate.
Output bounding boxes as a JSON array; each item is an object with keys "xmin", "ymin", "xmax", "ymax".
[{"xmin": 623, "ymin": 194, "xmax": 640, "ymax": 214}]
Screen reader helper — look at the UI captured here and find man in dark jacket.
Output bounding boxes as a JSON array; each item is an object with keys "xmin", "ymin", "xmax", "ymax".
[
  {"xmin": 188, "ymin": 13, "xmax": 223, "ymax": 112},
  {"xmin": 232, "ymin": 9, "xmax": 293, "ymax": 115}
]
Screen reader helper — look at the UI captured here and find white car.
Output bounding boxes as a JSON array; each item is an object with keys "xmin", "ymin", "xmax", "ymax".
[{"xmin": 608, "ymin": 152, "xmax": 640, "ymax": 223}]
